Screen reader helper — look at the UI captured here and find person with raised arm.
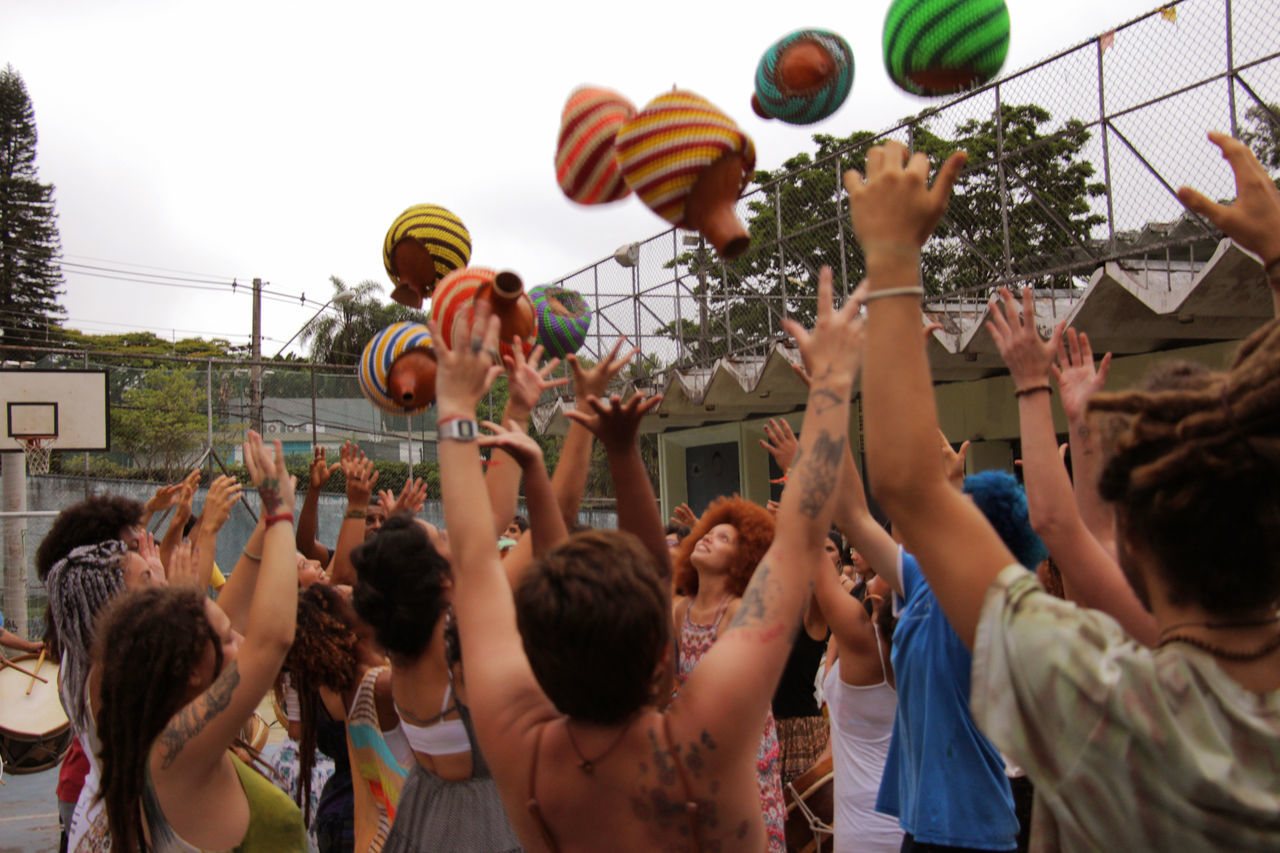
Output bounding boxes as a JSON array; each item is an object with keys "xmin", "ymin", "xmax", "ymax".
[
  {"xmin": 431, "ymin": 271, "xmax": 862, "ymax": 851},
  {"xmin": 851, "ymin": 135, "xmax": 1280, "ymax": 849},
  {"xmin": 986, "ymin": 286, "xmax": 1159, "ymax": 647},
  {"xmin": 89, "ymin": 431, "xmax": 305, "ymax": 852},
  {"xmin": 326, "ymin": 449, "xmax": 381, "ymax": 587}
]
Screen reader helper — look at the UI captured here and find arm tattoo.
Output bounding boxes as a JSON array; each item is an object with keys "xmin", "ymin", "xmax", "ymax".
[
  {"xmin": 729, "ymin": 562, "xmax": 779, "ymax": 631},
  {"xmin": 797, "ymin": 431, "xmax": 846, "ymax": 519},
  {"xmin": 259, "ymin": 477, "xmax": 282, "ymax": 514},
  {"xmin": 157, "ymin": 661, "xmax": 241, "ymax": 769},
  {"xmin": 807, "ymin": 387, "xmax": 845, "ymax": 416}
]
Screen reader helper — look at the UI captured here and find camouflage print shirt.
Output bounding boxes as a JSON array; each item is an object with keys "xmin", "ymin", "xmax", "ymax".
[{"xmin": 971, "ymin": 565, "xmax": 1280, "ymax": 852}]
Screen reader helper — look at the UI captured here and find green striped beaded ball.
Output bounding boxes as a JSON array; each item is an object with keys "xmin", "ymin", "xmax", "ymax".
[{"xmin": 882, "ymin": 0, "xmax": 1010, "ymax": 97}]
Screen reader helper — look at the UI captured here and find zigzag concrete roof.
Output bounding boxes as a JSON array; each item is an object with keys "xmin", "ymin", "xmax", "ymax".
[{"xmin": 532, "ymin": 239, "xmax": 1274, "ymax": 435}]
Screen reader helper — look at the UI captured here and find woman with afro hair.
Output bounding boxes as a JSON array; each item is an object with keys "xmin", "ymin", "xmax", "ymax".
[{"xmin": 671, "ymin": 496, "xmax": 786, "ymax": 852}]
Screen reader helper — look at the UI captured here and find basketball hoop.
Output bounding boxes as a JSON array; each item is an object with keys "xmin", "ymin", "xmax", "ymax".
[{"xmin": 21, "ymin": 436, "xmax": 55, "ymax": 476}]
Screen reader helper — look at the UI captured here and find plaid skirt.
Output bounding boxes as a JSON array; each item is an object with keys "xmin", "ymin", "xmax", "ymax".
[{"xmin": 776, "ymin": 714, "xmax": 831, "ymax": 789}]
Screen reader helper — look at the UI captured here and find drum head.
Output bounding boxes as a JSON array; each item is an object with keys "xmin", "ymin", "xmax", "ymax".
[{"xmin": 0, "ymin": 652, "xmax": 71, "ymax": 774}]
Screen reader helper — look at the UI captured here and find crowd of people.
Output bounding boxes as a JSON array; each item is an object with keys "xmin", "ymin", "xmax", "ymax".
[{"xmin": 18, "ymin": 129, "xmax": 1280, "ymax": 851}]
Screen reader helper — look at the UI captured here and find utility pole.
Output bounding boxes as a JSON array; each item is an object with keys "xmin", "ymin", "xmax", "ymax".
[{"xmin": 250, "ymin": 277, "xmax": 263, "ymax": 435}]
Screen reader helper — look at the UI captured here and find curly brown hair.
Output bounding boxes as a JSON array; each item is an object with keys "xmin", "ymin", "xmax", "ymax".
[
  {"xmin": 93, "ymin": 587, "xmax": 219, "ymax": 853},
  {"xmin": 1089, "ymin": 318, "xmax": 1280, "ymax": 615},
  {"xmin": 673, "ymin": 497, "xmax": 775, "ymax": 597},
  {"xmin": 282, "ymin": 584, "xmax": 359, "ymax": 825}
]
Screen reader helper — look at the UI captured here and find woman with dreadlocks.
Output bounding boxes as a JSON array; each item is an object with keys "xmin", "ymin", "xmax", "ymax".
[
  {"xmin": 850, "ymin": 134, "xmax": 1280, "ymax": 849},
  {"xmin": 89, "ymin": 432, "xmax": 305, "ymax": 852}
]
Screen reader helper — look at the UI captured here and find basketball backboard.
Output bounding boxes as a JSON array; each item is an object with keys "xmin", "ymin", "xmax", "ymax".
[{"xmin": 0, "ymin": 369, "xmax": 109, "ymax": 451}]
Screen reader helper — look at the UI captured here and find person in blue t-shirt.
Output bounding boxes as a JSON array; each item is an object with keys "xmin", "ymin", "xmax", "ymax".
[{"xmin": 867, "ymin": 468, "xmax": 1047, "ymax": 852}]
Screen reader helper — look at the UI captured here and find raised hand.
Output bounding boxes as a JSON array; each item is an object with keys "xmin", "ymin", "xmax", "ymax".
[
  {"xmin": 137, "ymin": 530, "xmax": 166, "ymax": 581},
  {"xmin": 939, "ymin": 429, "xmax": 970, "ymax": 490},
  {"xmin": 243, "ymin": 430, "xmax": 295, "ymax": 517},
  {"xmin": 1052, "ymin": 328, "xmax": 1111, "ymax": 424},
  {"xmin": 780, "ymin": 267, "xmax": 866, "ymax": 390},
  {"xmin": 478, "ymin": 420, "xmax": 546, "ymax": 469},
  {"xmin": 1177, "ymin": 131, "xmax": 1280, "ymax": 270},
  {"xmin": 341, "ymin": 454, "xmax": 379, "ymax": 506},
  {"xmin": 385, "ymin": 477, "xmax": 428, "ymax": 516},
  {"xmin": 202, "ymin": 475, "xmax": 243, "ymax": 534},
  {"xmin": 174, "ymin": 482, "xmax": 195, "ymax": 525},
  {"xmin": 760, "ymin": 418, "xmax": 799, "ymax": 472},
  {"xmin": 985, "ymin": 287, "xmax": 1065, "ymax": 392},
  {"xmin": 564, "ymin": 392, "xmax": 662, "ymax": 453},
  {"xmin": 167, "ymin": 540, "xmax": 202, "ymax": 589},
  {"xmin": 310, "ymin": 445, "xmax": 339, "ymax": 490},
  {"xmin": 504, "ymin": 340, "xmax": 570, "ymax": 417},
  {"xmin": 843, "ymin": 140, "xmax": 966, "ymax": 253},
  {"xmin": 670, "ymin": 502, "xmax": 697, "ymax": 528},
  {"xmin": 145, "ymin": 470, "xmax": 198, "ymax": 516},
  {"xmin": 566, "ymin": 337, "xmax": 639, "ymax": 409},
  {"xmin": 428, "ymin": 304, "xmax": 505, "ymax": 420}
]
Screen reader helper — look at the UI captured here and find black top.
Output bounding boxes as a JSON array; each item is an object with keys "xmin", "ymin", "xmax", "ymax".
[{"xmin": 771, "ymin": 625, "xmax": 829, "ymax": 719}]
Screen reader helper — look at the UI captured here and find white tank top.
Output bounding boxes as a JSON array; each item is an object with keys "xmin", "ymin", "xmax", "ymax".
[{"xmin": 822, "ymin": 625, "xmax": 903, "ymax": 853}]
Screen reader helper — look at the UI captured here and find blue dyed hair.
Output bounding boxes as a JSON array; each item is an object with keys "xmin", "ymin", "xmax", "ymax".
[{"xmin": 963, "ymin": 470, "xmax": 1048, "ymax": 571}]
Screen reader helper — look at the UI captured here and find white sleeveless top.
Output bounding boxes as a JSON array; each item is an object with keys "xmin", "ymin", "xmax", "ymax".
[{"xmin": 822, "ymin": 625, "xmax": 903, "ymax": 853}]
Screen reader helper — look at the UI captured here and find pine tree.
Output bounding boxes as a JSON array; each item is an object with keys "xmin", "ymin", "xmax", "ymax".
[{"xmin": 0, "ymin": 65, "xmax": 65, "ymax": 355}]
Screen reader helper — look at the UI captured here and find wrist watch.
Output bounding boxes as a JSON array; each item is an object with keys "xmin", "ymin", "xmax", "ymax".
[{"xmin": 438, "ymin": 418, "xmax": 479, "ymax": 442}]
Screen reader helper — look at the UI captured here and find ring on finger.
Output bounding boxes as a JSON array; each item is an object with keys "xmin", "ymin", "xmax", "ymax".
[{"xmin": 470, "ymin": 338, "xmax": 484, "ymax": 355}]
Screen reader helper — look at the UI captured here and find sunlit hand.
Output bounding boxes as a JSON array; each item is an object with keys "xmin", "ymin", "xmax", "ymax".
[
  {"xmin": 1052, "ymin": 328, "xmax": 1111, "ymax": 425},
  {"xmin": 564, "ymin": 393, "xmax": 662, "ymax": 453},
  {"xmin": 167, "ymin": 541, "xmax": 202, "ymax": 589},
  {"xmin": 985, "ymin": 287, "xmax": 1065, "ymax": 391},
  {"xmin": 380, "ymin": 477, "xmax": 428, "ymax": 516},
  {"xmin": 342, "ymin": 455, "xmax": 379, "ymax": 506},
  {"xmin": 760, "ymin": 418, "xmax": 799, "ymax": 472}
]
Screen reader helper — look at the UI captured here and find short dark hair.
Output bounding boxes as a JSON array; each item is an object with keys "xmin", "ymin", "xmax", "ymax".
[
  {"xmin": 515, "ymin": 530, "xmax": 670, "ymax": 725},
  {"xmin": 665, "ymin": 522, "xmax": 690, "ymax": 540},
  {"xmin": 511, "ymin": 514, "xmax": 530, "ymax": 533},
  {"xmin": 351, "ymin": 514, "xmax": 451, "ymax": 658},
  {"xmin": 36, "ymin": 495, "xmax": 143, "ymax": 580}
]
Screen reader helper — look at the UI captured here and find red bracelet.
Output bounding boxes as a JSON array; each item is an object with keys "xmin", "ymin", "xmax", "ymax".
[{"xmin": 264, "ymin": 512, "xmax": 294, "ymax": 528}]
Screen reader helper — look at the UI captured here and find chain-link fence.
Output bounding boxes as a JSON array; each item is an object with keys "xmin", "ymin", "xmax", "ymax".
[{"xmin": 544, "ymin": 0, "xmax": 1280, "ymax": 391}]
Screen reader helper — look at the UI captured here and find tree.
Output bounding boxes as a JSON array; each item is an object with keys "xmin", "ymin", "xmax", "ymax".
[
  {"xmin": 660, "ymin": 103, "xmax": 1105, "ymax": 356},
  {"xmin": 1241, "ymin": 101, "xmax": 1280, "ymax": 174},
  {"xmin": 0, "ymin": 65, "xmax": 65, "ymax": 357},
  {"xmin": 300, "ymin": 276, "xmax": 426, "ymax": 365},
  {"xmin": 111, "ymin": 367, "xmax": 222, "ymax": 479}
]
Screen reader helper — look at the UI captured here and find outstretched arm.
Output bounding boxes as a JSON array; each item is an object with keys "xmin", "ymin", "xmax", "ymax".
[
  {"xmin": 987, "ymin": 287, "xmax": 1157, "ymax": 646},
  {"xmin": 1053, "ymin": 328, "xmax": 1115, "ymax": 558},
  {"xmin": 851, "ymin": 142, "xmax": 1013, "ymax": 649},
  {"xmin": 478, "ymin": 421, "xmax": 568, "ymax": 568},
  {"xmin": 193, "ymin": 475, "xmax": 243, "ymax": 591},
  {"xmin": 214, "ymin": 513, "xmax": 267, "ymax": 634},
  {"xmin": 680, "ymin": 267, "xmax": 865, "ymax": 753},
  {"xmin": 486, "ymin": 342, "xmax": 568, "ymax": 535},
  {"xmin": 433, "ymin": 308, "xmax": 554, "ymax": 740},
  {"xmin": 566, "ymin": 393, "xmax": 669, "ymax": 582},
  {"xmin": 297, "ymin": 445, "xmax": 339, "ymax": 564},
  {"xmin": 152, "ymin": 432, "xmax": 297, "ymax": 785},
  {"xmin": 327, "ymin": 451, "xmax": 378, "ymax": 587}
]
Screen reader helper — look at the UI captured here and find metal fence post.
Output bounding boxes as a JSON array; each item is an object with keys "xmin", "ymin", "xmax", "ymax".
[
  {"xmin": 1226, "ymin": 0, "xmax": 1239, "ymax": 137},
  {"xmin": 835, "ymin": 158, "xmax": 849, "ymax": 298},
  {"xmin": 1097, "ymin": 36, "xmax": 1116, "ymax": 251},
  {"xmin": 996, "ymin": 83, "xmax": 1013, "ymax": 280},
  {"xmin": 207, "ymin": 359, "xmax": 214, "ymax": 477}
]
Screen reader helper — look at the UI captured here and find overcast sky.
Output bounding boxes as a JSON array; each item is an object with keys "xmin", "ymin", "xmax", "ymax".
[{"xmin": 2, "ymin": 0, "xmax": 1204, "ymax": 356}]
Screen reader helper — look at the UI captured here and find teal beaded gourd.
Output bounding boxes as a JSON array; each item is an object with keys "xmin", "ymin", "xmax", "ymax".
[{"xmin": 752, "ymin": 29, "xmax": 854, "ymax": 125}]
